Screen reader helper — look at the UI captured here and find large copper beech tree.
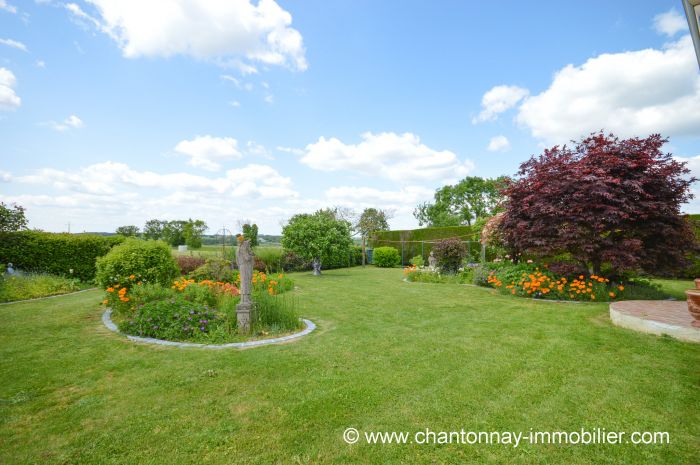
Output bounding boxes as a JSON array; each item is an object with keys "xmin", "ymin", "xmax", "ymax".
[{"xmin": 498, "ymin": 133, "xmax": 696, "ymax": 275}]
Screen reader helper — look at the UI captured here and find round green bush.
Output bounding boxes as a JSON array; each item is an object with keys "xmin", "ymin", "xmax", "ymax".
[
  {"xmin": 373, "ymin": 246, "xmax": 401, "ymax": 268},
  {"xmin": 95, "ymin": 239, "xmax": 179, "ymax": 288}
]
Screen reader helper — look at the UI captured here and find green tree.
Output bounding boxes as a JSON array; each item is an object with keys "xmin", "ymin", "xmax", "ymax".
[
  {"xmin": 161, "ymin": 221, "xmax": 187, "ymax": 247},
  {"xmin": 0, "ymin": 202, "xmax": 28, "ymax": 232},
  {"xmin": 115, "ymin": 225, "xmax": 140, "ymax": 237},
  {"xmin": 356, "ymin": 208, "xmax": 390, "ymax": 265},
  {"xmin": 142, "ymin": 219, "xmax": 167, "ymax": 240},
  {"xmin": 414, "ymin": 176, "xmax": 507, "ymax": 227},
  {"xmin": 242, "ymin": 223, "xmax": 259, "ymax": 247},
  {"xmin": 183, "ymin": 219, "xmax": 207, "ymax": 249},
  {"xmin": 281, "ymin": 209, "xmax": 353, "ymax": 275}
]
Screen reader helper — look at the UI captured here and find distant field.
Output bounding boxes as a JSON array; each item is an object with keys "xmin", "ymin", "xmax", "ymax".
[{"xmin": 172, "ymin": 244, "xmax": 282, "ymax": 260}]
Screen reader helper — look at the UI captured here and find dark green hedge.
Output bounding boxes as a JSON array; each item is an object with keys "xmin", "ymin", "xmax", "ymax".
[
  {"xmin": 0, "ymin": 231, "xmax": 125, "ymax": 281},
  {"xmin": 370, "ymin": 226, "xmax": 476, "ymax": 265}
]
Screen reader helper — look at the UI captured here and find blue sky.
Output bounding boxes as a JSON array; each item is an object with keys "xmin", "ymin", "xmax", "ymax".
[{"xmin": 1, "ymin": 0, "xmax": 699, "ymax": 234}]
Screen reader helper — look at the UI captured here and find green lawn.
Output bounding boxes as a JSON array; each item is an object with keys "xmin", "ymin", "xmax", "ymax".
[
  {"xmin": 652, "ymin": 278, "xmax": 694, "ymax": 300},
  {"xmin": 1, "ymin": 267, "xmax": 698, "ymax": 464}
]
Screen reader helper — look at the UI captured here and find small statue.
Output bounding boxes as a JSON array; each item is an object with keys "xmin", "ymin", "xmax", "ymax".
[
  {"xmin": 428, "ymin": 251, "xmax": 437, "ymax": 270},
  {"xmin": 6, "ymin": 263, "xmax": 14, "ymax": 275}
]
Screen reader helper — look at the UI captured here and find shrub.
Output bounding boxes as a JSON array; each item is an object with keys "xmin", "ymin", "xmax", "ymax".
[
  {"xmin": 409, "ymin": 255, "xmax": 424, "ymax": 267},
  {"xmin": 0, "ymin": 272, "xmax": 84, "ymax": 302},
  {"xmin": 95, "ymin": 239, "xmax": 179, "ymax": 288},
  {"xmin": 0, "ymin": 231, "xmax": 124, "ymax": 281},
  {"xmin": 254, "ymin": 247, "xmax": 284, "ymax": 272},
  {"xmin": 432, "ymin": 238, "xmax": 467, "ymax": 273},
  {"xmin": 188, "ymin": 258, "xmax": 235, "ymax": 282},
  {"xmin": 119, "ymin": 297, "xmax": 224, "ymax": 341},
  {"xmin": 373, "ymin": 247, "xmax": 401, "ymax": 267},
  {"xmin": 545, "ymin": 261, "xmax": 588, "ymax": 279},
  {"xmin": 280, "ymin": 250, "xmax": 311, "ymax": 272},
  {"xmin": 175, "ymin": 256, "xmax": 206, "ymax": 275}
]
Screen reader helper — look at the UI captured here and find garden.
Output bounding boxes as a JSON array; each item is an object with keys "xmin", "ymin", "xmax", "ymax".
[{"xmin": 1, "ymin": 133, "xmax": 699, "ymax": 464}]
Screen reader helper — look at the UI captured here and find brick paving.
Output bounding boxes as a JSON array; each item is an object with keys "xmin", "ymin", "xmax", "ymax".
[{"xmin": 610, "ymin": 300, "xmax": 700, "ymax": 343}]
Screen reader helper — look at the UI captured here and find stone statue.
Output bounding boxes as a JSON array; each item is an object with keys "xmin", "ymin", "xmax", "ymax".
[
  {"xmin": 428, "ymin": 251, "xmax": 437, "ymax": 270},
  {"xmin": 236, "ymin": 239, "xmax": 254, "ymax": 332}
]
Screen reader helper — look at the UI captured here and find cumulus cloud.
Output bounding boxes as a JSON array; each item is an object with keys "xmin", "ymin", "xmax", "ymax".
[
  {"xmin": 0, "ymin": 1, "xmax": 16, "ymax": 14},
  {"xmin": 42, "ymin": 114, "xmax": 84, "ymax": 131},
  {"xmin": 0, "ymin": 38, "xmax": 27, "ymax": 52},
  {"xmin": 68, "ymin": 0, "xmax": 307, "ymax": 71},
  {"xmin": 487, "ymin": 135, "xmax": 510, "ymax": 152},
  {"xmin": 515, "ymin": 35, "xmax": 700, "ymax": 143},
  {"xmin": 653, "ymin": 9, "xmax": 687, "ymax": 37},
  {"xmin": 0, "ymin": 170, "xmax": 11, "ymax": 182},
  {"xmin": 0, "ymin": 68, "xmax": 21, "ymax": 111},
  {"xmin": 301, "ymin": 132, "xmax": 474, "ymax": 183},
  {"xmin": 472, "ymin": 85, "xmax": 528, "ymax": 123},
  {"xmin": 17, "ymin": 161, "xmax": 297, "ymax": 200},
  {"xmin": 174, "ymin": 135, "xmax": 242, "ymax": 171}
]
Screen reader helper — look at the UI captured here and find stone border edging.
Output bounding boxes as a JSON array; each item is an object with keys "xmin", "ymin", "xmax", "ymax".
[
  {"xmin": 102, "ymin": 308, "xmax": 316, "ymax": 349},
  {"xmin": 610, "ymin": 302, "xmax": 700, "ymax": 343},
  {"xmin": 0, "ymin": 288, "xmax": 98, "ymax": 306}
]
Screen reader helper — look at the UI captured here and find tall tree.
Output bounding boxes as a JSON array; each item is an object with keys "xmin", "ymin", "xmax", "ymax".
[
  {"xmin": 0, "ymin": 202, "xmax": 28, "ymax": 232},
  {"xmin": 414, "ymin": 176, "xmax": 507, "ymax": 227},
  {"xmin": 115, "ymin": 225, "xmax": 140, "ymax": 237},
  {"xmin": 499, "ymin": 133, "xmax": 696, "ymax": 275},
  {"xmin": 142, "ymin": 219, "xmax": 167, "ymax": 240},
  {"xmin": 356, "ymin": 208, "xmax": 391, "ymax": 265},
  {"xmin": 241, "ymin": 223, "xmax": 259, "ymax": 247},
  {"xmin": 281, "ymin": 209, "xmax": 353, "ymax": 275},
  {"xmin": 183, "ymin": 219, "xmax": 208, "ymax": 249}
]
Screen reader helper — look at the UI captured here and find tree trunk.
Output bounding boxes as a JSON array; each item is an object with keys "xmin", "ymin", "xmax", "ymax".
[{"xmin": 312, "ymin": 257, "xmax": 322, "ymax": 276}]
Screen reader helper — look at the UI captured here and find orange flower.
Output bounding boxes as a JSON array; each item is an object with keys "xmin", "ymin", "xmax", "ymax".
[
  {"xmin": 618, "ymin": 285, "xmax": 625, "ymax": 291},
  {"xmin": 129, "ymin": 274, "xmax": 135, "ymax": 280},
  {"xmin": 102, "ymin": 299, "xmax": 108, "ymax": 305},
  {"xmin": 106, "ymin": 287, "xmax": 114, "ymax": 293},
  {"xmin": 609, "ymin": 292, "xmax": 616, "ymax": 298}
]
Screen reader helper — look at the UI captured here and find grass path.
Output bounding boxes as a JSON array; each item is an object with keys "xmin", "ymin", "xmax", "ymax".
[{"xmin": 1, "ymin": 267, "xmax": 698, "ymax": 464}]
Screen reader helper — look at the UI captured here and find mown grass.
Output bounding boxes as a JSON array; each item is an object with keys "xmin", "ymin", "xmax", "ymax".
[
  {"xmin": 0, "ymin": 267, "xmax": 698, "ymax": 464},
  {"xmin": 651, "ymin": 278, "xmax": 694, "ymax": 300}
]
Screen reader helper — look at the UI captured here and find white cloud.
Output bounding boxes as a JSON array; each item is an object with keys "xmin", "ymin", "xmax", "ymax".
[
  {"xmin": 301, "ymin": 132, "xmax": 474, "ymax": 183},
  {"xmin": 245, "ymin": 140, "xmax": 273, "ymax": 159},
  {"xmin": 0, "ymin": 1, "xmax": 17, "ymax": 14},
  {"xmin": 472, "ymin": 85, "xmax": 528, "ymax": 123},
  {"xmin": 0, "ymin": 38, "xmax": 27, "ymax": 52},
  {"xmin": 487, "ymin": 135, "xmax": 510, "ymax": 152},
  {"xmin": 69, "ymin": 0, "xmax": 307, "ymax": 71},
  {"xmin": 264, "ymin": 94, "xmax": 274, "ymax": 104},
  {"xmin": 229, "ymin": 100, "xmax": 240, "ymax": 108},
  {"xmin": 42, "ymin": 114, "xmax": 84, "ymax": 131},
  {"xmin": 174, "ymin": 135, "xmax": 242, "ymax": 171},
  {"xmin": 653, "ymin": 9, "xmax": 687, "ymax": 37},
  {"xmin": 0, "ymin": 68, "xmax": 21, "ymax": 111},
  {"xmin": 276, "ymin": 146, "xmax": 304, "ymax": 155},
  {"xmin": 0, "ymin": 170, "xmax": 11, "ymax": 182},
  {"xmin": 220, "ymin": 75, "xmax": 253, "ymax": 91},
  {"xmin": 35, "ymin": 60, "xmax": 46, "ymax": 68},
  {"xmin": 17, "ymin": 161, "xmax": 297, "ymax": 200},
  {"xmin": 516, "ymin": 36, "xmax": 700, "ymax": 143}
]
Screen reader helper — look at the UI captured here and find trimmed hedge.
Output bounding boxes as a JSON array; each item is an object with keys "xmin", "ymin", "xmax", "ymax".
[
  {"xmin": 0, "ymin": 231, "xmax": 124, "ymax": 281},
  {"xmin": 373, "ymin": 247, "xmax": 401, "ymax": 268},
  {"xmin": 370, "ymin": 226, "xmax": 476, "ymax": 265}
]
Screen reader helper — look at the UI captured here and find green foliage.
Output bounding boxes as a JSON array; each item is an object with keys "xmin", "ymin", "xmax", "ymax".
[
  {"xmin": 115, "ymin": 225, "xmax": 140, "ymax": 237},
  {"xmin": 356, "ymin": 208, "xmax": 390, "ymax": 238},
  {"xmin": 118, "ymin": 297, "xmax": 225, "ymax": 341},
  {"xmin": 0, "ymin": 202, "xmax": 28, "ymax": 232},
  {"xmin": 370, "ymin": 225, "xmax": 476, "ymax": 265},
  {"xmin": 188, "ymin": 258, "xmax": 235, "ymax": 282},
  {"xmin": 414, "ymin": 176, "xmax": 507, "ymax": 227},
  {"xmin": 254, "ymin": 246, "xmax": 284, "ymax": 272},
  {"xmin": 432, "ymin": 238, "xmax": 467, "ymax": 273},
  {"xmin": 142, "ymin": 219, "xmax": 166, "ymax": 240},
  {"xmin": 0, "ymin": 230, "xmax": 124, "ymax": 280},
  {"xmin": 253, "ymin": 291, "xmax": 302, "ymax": 333},
  {"xmin": 183, "ymin": 219, "xmax": 207, "ymax": 249},
  {"xmin": 242, "ymin": 223, "xmax": 259, "ymax": 247},
  {"xmin": 95, "ymin": 239, "xmax": 179, "ymax": 288},
  {"xmin": 0, "ymin": 272, "xmax": 85, "ymax": 302},
  {"xmin": 373, "ymin": 247, "xmax": 401, "ymax": 268},
  {"xmin": 281, "ymin": 209, "xmax": 353, "ymax": 272},
  {"xmin": 409, "ymin": 255, "xmax": 425, "ymax": 267}
]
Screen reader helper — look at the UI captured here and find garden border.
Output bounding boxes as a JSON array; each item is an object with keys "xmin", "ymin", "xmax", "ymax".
[
  {"xmin": 402, "ymin": 278, "xmax": 601, "ymax": 304},
  {"xmin": 0, "ymin": 288, "xmax": 98, "ymax": 306},
  {"xmin": 101, "ymin": 308, "xmax": 316, "ymax": 349}
]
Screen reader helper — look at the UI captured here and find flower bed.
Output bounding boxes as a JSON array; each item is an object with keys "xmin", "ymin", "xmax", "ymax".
[{"xmin": 102, "ymin": 272, "xmax": 300, "ymax": 344}]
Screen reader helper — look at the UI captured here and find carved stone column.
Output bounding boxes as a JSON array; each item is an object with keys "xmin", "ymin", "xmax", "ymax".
[{"xmin": 236, "ymin": 239, "xmax": 254, "ymax": 332}]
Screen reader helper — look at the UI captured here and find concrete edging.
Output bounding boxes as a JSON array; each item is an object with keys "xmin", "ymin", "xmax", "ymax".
[
  {"xmin": 609, "ymin": 303, "xmax": 700, "ymax": 343},
  {"xmin": 102, "ymin": 308, "xmax": 316, "ymax": 349}
]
